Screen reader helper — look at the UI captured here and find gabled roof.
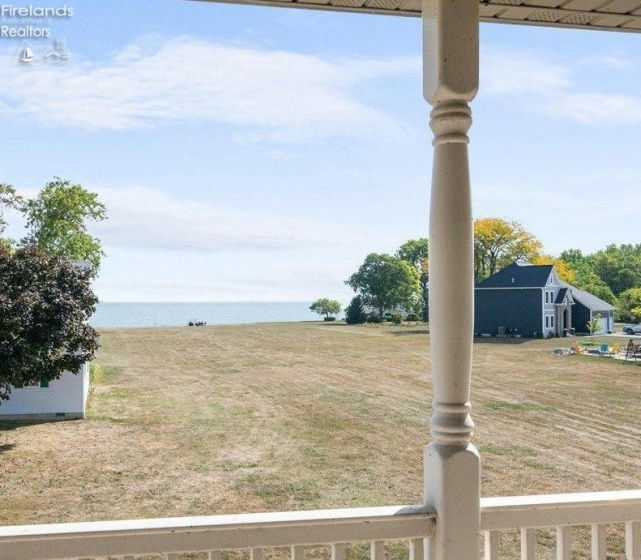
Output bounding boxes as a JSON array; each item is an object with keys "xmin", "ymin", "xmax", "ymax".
[
  {"xmin": 554, "ymin": 287, "xmax": 572, "ymax": 305},
  {"xmin": 476, "ymin": 262, "xmax": 553, "ymax": 289},
  {"xmin": 560, "ymin": 282, "xmax": 616, "ymax": 312}
]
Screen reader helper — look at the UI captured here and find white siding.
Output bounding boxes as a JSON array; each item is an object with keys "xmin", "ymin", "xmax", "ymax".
[
  {"xmin": 0, "ymin": 363, "xmax": 89, "ymax": 419},
  {"xmin": 597, "ymin": 313, "xmax": 612, "ymax": 335}
]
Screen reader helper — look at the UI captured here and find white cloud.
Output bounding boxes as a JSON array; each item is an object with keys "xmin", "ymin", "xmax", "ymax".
[
  {"xmin": 482, "ymin": 48, "xmax": 572, "ymax": 97},
  {"xmin": 94, "ymin": 269, "xmax": 355, "ymax": 303},
  {"xmin": 473, "ymin": 180, "xmax": 640, "ymax": 255},
  {"xmin": 580, "ymin": 54, "xmax": 632, "ymax": 70},
  {"xmin": 0, "ymin": 38, "xmax": 415, "ymax": 142},
  {"xmin": 93, "ymin": 186, "xmax": 361, "ymax": 253},
  {"xmin": 546, "ymin": 92, "xmax": 641, "ymax": 125},
  {"xmin": 481, "ymin": 46, "xmax": 641, "ymax": 126}
]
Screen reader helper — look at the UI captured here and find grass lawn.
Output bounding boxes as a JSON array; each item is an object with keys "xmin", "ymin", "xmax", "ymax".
[{"xmin": 1, "ymin": 323, "xmax": 640, "ymax": 542}]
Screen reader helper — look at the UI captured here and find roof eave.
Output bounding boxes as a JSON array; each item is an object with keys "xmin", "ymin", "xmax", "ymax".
[{"xmin": 189, "ymin": 0, "xmax": 641, "ymax": 34}]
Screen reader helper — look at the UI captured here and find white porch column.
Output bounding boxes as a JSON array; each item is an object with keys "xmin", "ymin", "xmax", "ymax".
[{"xmin": 422, "ymin": 1, "xmax": 480, "ymax": 559}]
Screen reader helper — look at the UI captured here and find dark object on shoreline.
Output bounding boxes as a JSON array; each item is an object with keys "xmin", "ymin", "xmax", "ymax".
[{"xmin": 188, "ymin": 320, "xmax": 207, "ymax": 327}]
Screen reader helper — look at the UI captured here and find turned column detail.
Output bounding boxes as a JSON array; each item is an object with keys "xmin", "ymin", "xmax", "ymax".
[
  {"xmin": 422, "ymin": 1, "xmax": 480, "ymax": 559},
  {"xmin": 428, "ymin": 99, "xmax": 474, "ymax": 447}
]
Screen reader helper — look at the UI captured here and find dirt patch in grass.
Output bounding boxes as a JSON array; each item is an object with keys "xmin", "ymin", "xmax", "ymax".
[{"xmin": 0, "ymin": 324, "xmax": 640, "ymax": 538}]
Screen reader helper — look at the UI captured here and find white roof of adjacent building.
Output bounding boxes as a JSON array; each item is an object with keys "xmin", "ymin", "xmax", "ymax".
[{"xmin": 191, "ymin": 0, "xmax": 641, "ymax": 33}]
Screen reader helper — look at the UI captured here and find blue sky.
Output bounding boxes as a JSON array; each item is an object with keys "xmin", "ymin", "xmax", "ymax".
[{"xmin": 1, "ymin": 1, "xmax": 640, "ymax": 302}]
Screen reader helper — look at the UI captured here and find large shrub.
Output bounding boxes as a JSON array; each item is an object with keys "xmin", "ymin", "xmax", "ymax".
[
  {"xmin": 345, "ymin": 296, "xmax": 367, "ymax": 324},
  {"xmin": 0, "ymin": 246, "xmax": 100, "ymax": 402}
]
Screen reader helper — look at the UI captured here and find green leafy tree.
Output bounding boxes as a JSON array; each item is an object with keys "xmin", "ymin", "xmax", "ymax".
[
  {"xmin": 587, "ymin": 313, "xmax": 602, "ymax": 341},
  {"xmin": 474, "ymin": 218, "xmax": 543, "ymax": 280},
  {"xmin": 588, "ymin": 244, "xmax": 641, "ymax": 296},
  {"xmin": 345, "ymin": 295, "xmax": 367, "ymax": 324},
  {"xmin": 309, "ymin": 298, "xmax": 342, "ymax": 320},
  {"xmin": 560, "ymin": 248, "xmax": 618, "ymax": 305},
  {"xmin": 560, "ymin": 248, "xmax": 586, "ymax": 268},
  {"xmin": 345, "ymin": 253, "xmax": 420, "ymax": 319},
  {"xmin": 396, "ymin": 238, "xmax": 429, "ymax": 321},
  {"xmin": 0, "ymin": 183, "xmax": 24, "ymax": 250},
  {"xmin": 617, "ymin": 288, "xmax": 641, "ymax": 323},
  {"xmin": 22, "ymin": 178, "xmax": 107, "ymax": 271},
  {"xmin": 0, "ymin": 246, "xmax": 100, "ymax": 402}
]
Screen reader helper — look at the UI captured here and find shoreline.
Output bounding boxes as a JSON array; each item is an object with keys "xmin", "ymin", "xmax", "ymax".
[{"xmin": 90, "ymin": 301, "xmax": 320, "ymax": 329}]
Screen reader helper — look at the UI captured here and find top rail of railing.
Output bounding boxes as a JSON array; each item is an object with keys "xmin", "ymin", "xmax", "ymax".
[
  {"xmin": 481, "ymin": 489, "xmax": 641, "ymax": 531},
  {"xmin": 3, "ymin": 490, "xmax": 641, "ymax": 560},
  {"xmin": 0, "ymin": 504, "xmax": 435, "ymax": 560}
]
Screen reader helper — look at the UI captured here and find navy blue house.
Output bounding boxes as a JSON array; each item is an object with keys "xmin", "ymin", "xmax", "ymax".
[{"xmin": 475, "ymin": 262, "xmax": 615, "ymax": 338}]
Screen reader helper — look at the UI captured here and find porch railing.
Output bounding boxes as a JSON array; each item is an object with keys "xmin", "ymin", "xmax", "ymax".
[
  {"xmin": 1, "ymin": 490, "xmax": 641, "ymax": 559},
  {"xmin": 481, "ymin": 489, "xmax": 641, "ymax": 559},
  {"xmin": 0, "ymin": 504, "xmax": 435, "ymax": 560}
]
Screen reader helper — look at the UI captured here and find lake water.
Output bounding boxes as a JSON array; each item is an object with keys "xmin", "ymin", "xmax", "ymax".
[{"xmin": 91, "ymin": 302, "xmax": 318, "ymax": 329}]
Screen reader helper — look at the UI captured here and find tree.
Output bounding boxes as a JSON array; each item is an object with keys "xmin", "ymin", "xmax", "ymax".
[
  {"xmin": 587, "ymin": 313, "xmax": 602, "ymax": 341},
  {"xmin": 396, "ymin": 238, "xmax": 429, "ymax": 321},
  {"xmin": 560, "ymin": 248, "xmax": 617, "ymax": 305},
  {"xmin": 0, "ymin": 246, "xmax": 100, "ymax": 402},
  {"xmin": 345, "ymin": 253, "xmax": 420, "ymax": 319},
  {"xmin": 474, "ymin": 218, "xmax": 543, "ymax": 280},
  {"xmin": 309, "ymin": 298, "xmax": 342, "ymax": 320},
  {"xmin": 588, "ymin": 244, "xmax": 641, "ymax": 296},
  {"xmin": 22, "ymin": 178, "xmax": 107, "ymax": 271},
  {"xmin": 617, "ymin": 288, "xmax": 641, "ymax": 323},
  {"xmin": 531, "ymin": 255, "xmax": 575, "ymax": 284},
  {"xmin": 0, "ymin": 183, "xmax": 24, "ymax": 250},
  {"xmin": 345, "ymin": 295, "xmax": 367, "ymax": 324}
]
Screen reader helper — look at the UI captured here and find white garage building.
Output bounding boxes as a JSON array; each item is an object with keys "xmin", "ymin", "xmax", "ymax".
[{"xmin": 0, "ymin": 364, "xmax": 90, "ymax": 420}]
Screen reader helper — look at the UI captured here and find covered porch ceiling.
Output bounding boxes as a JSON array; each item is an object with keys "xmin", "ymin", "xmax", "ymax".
[{"xmin": 192, "ymin": 0, "xmax": 641, "ymax": 33}]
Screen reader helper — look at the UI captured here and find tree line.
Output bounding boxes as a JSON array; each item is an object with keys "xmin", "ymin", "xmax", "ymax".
[
  {"xmin": 0, "ymin": 178, "xmax": 106, "ymax": 402},
  {"xmin": 315, "ymin": 218, "xmax": 641, "ymax": 325}
]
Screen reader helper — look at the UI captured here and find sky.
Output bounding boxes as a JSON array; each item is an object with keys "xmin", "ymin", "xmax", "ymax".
[{"xmin": 0, "ymin": 1, "xmax": 640, "ymax": 302}]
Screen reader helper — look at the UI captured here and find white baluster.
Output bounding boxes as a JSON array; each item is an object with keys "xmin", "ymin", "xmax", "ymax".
[
  {"xmin": 422, "ymin": 2, "xmax": 480, "ymax": 560},
  {"xmin": 484, "ymin": 530, "xmax": 499, "ymax": 559},
  {"xmin": 556, "ymin": 526, "xmax": 571, "ymax": 560},
  {"xmin": 520, "ymin": 528, "xmax": 536, "ymax": 560},
  {"xmin": 371, "ymin": 540, "xmax": 384, "ymax": 560},
  {"xmin": 591, "ymin": 523, "xmax": 606, "ymax": 560},
  {"xmin": 291, "ymin": 545, "xmax": 305, "ymax": 560},
  {"xmin": 410, "ymin": 537, "xmax": 426, "ymax": 560},
  {"xmin": 332, "ymin": 543, "xmax": 347, "ymax": 560},
  {"xmin": 626, "ymin": 521, "xmax": 641, "ymax": 560}
]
